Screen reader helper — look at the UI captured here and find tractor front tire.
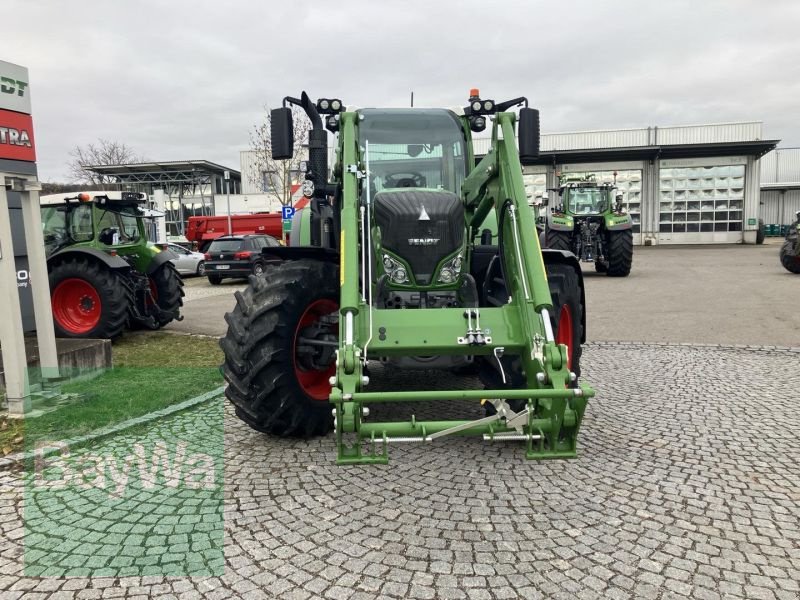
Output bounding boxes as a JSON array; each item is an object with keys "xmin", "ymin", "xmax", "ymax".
[
  {"xmin": 220, "ymin": 259, "xmax": 338, "ymax": 437},
  {"xmin": 49, "ymin": 257, "xmax": 130, "ymax": 340},
  {"xmin": 546, "ymin": 230, "xmax": 573, "ymax": 253},
  {"xmin": 606, "ymin": 229, "xmax": 633, "ymax": 277},
  {"xmin": 149, "ymin": 262, "xmax": 184, "ymax": 327},
  {"xmin": 779, "ymin": 240, "xmax": 800, "ymax": 273}
]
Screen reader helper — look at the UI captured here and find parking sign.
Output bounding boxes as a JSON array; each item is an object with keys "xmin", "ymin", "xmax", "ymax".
[{"xmin": 281, "ymin": 206, "xmax": 296, "ymax": 220}]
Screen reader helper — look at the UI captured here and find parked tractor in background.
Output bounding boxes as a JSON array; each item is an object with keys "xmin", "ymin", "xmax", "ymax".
[
  {"xmin": 779, "ymin": 210, "xmax": 800, "ymax": 273},
  {"xmin": 219, "ymin": 90, "xmax": 594, "ymax": 464},
  {"xmin": 545, "ymin": 174, "xmax": 633, "ymax": 276},
  {"xmin": 40, "ymin": 192, "xmax": 184, "ymax": 339}
]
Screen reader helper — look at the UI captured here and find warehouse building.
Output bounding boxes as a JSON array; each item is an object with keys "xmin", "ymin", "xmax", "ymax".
[
  {"xmin": 759, "ymin": 147, "xmax": 800, "ymax": 236},
  {"xmin": 492, "ymin": 121, "xmax": 779, "ymax": 245}
]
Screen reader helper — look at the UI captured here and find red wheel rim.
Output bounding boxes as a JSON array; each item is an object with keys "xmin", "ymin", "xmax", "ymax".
[
  {"xmin": 555, "ymin": 304, "xmax": 574, "ymax": 371},
  {"xmin": 292, "ymin": 298, "xmax": 338, "ymax": 401},
  {"xmin": 146, "ymin": 278, "xmax": 158, "ymax": 307},
  {"xmin": 52, "ymin": 278, "xmax": 101, "ymax": 334}
]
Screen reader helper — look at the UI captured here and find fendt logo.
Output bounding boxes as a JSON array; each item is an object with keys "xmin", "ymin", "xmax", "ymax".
[{"xmin": 0, "ymin": 76, "xmax": 28, "ymax": 98}]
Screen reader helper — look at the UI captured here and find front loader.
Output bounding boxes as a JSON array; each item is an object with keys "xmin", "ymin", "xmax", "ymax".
[{"xmin": 220, "ymin": 90, "xmax": 595, "ymax": 464}]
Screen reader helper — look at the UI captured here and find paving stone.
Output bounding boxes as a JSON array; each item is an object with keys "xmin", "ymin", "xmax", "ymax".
[{"xmin": 0, "ymin": 345, "xmax": 797, "ymax": 598}]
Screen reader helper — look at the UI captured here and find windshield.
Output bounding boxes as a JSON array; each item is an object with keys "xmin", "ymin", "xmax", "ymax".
[
  {"xmin": 97, "ymin": 210, "xmax": 141, "ymax": 243},
  {"xmin": 358, "ymin": 108, "xmax": 467, "ymax": 195},
  {"xmin": 208, "ymin": 239, "xmax": 244, "ymax": 252},
  {"xmin": 566, "ymin": 188, "xmax": 609, "ymax": 214}
]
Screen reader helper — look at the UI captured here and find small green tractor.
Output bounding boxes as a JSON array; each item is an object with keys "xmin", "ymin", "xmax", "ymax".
[
  {"xmin": 40, "ymin": 192, "xmax": 184, "ymax": 339},
  {"xmin": 779, "ymin": 210, "xmax": 800, "ymax": 273},
  {"xmin": 545, "ymin": 174, "xmax": 633, "ymax": 276},
  {"xmin": 220, "ymin": 90, "xmax": 594, "ymax": 464}
]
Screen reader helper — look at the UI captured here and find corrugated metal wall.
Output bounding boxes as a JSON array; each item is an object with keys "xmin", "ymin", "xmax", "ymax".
[
  {"xmin": 760, "ymin": 147, "xmax": 800, "ymax": 184},
  {"xmin": 473, "ymin": 121, "xmax": 763, "ymax": 155},
  {"xmin": 655, "ymin": 122, "xmax": 762, "ymax": 145},
  {"xmin": 761, "ymin": 189, "xmax": 800, "ymax": 225}
]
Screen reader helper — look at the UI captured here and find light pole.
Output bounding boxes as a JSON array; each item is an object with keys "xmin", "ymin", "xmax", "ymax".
[{"xmin": 224, "ymin": 170, "xmax": 231, "ymax": 235}]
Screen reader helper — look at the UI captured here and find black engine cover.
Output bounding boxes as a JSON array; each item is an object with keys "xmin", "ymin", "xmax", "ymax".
[{"xmin": 373, "ymin": 189, "xmax": 464, "ymax": 284}]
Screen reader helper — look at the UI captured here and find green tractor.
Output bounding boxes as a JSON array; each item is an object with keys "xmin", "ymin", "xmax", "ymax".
[
  {"xmin": 220, "ymin": 90, "xmax": 594, "ymax": 464},
  {"xmin": 545, "ymin": 174, "xmax": 634, "ymax": 276},
  {"xmin": 779, "ymin": 210, "xmax": 800, "ymax": 274},
  {"xmin": 40, "ymin": 192, "xmax": 184, "ymax": 339}
]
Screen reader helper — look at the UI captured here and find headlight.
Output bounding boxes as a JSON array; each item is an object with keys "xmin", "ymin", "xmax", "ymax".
[
  {"xmin": 383, "ymin": 254, "xmax": 409, "ymax": 284},
  {"xmin": 437, "ymin": 254, "xmax": 463, "ymax": 284}
]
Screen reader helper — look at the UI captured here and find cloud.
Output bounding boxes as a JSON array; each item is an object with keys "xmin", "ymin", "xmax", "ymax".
[{"xmin": 6, "ymin": 0, "xmax": 799, "ymax": 181}]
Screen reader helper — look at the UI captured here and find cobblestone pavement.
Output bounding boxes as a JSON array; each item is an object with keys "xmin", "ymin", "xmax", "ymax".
[{"xmin": 1, "ymin": 343, "xmax": 798, "ymax": 599}]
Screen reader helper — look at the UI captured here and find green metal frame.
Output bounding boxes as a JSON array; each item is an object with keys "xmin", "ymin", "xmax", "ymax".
[{"xmin": 330, "ymin": 110, "xmax": 595, "ymax": 464}]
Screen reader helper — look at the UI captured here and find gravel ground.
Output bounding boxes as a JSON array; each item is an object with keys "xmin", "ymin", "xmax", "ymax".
[{"xmin": 1, "ymin": 342, "xmax": 798, "ymax": 599}]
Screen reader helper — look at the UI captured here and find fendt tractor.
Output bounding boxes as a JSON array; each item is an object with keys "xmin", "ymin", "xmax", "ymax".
[
  {"xmin": 220, "ymin": 90, "xmax": 595, "ymax": 464},
  {"xmin": 545, "ymin": 174, "xmax": 633, "ymax": 276},
  {"xmin": 40, "ymin": 192, "xmax": 184, "ymax": 339},
  {"xmin": 779, "ymin": 210, "xmax": 800, "ymax": 273}
]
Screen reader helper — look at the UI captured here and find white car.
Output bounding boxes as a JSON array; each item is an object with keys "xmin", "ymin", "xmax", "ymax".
[{"xmin": 167, "ymin": 243, "xmax": 206, "ymax": 276}]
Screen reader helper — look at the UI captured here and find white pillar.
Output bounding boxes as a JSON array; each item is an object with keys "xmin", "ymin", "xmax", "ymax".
[
  {"xmin": 20, "ymin": 186, "xmax": 59, "ymax": 379},
  {"xmin": 0, "ymin": 181, "xmax": 31, "ymax": 416}
]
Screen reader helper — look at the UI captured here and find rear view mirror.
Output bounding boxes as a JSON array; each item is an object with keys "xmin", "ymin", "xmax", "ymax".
[
  {"xmin": 407, "ymin": 144, "xmax": 423, "ymax": 158},
  {"xmin": 270, "ymin": 107, "xmax": 294, "ymax": 160},
  {"xmin": 518, "ymin": 107, "xmax": 540, "ymax": 165}
]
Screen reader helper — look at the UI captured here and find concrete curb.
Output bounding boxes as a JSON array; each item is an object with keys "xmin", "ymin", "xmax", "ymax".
[{"xmin": 0, "ymin": 385, "xmax": 225, "ymax": 471}]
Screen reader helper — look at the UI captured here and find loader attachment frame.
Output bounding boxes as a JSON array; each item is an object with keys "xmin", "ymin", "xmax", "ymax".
[{"xmin": 330, "ymin": 109, "xmax": 595, "ymax": 464}]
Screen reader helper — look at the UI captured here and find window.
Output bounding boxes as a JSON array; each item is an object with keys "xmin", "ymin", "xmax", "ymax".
[
  {"xmin": 96, "ymin": 210, "xmax": 141, "ymax": 244},
  {"xmin": 659, "ymin": 164, "xmax": 744, "ymax": 234}
]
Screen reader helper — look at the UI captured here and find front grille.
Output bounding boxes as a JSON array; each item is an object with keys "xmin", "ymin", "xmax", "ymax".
[{"xmin": 374, "ymin": 190, "xmax": 464, "ymax": 284}]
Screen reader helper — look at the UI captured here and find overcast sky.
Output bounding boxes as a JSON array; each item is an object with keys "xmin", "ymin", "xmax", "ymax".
[{"xmin": 6, "ymin": 0, "xmax": 800, "ymax": 181}]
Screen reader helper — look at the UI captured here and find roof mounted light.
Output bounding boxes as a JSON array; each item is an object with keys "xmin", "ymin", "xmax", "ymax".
[{"xmin": 316, "ymin": 98, "xmax": 344, "ymax": 115}]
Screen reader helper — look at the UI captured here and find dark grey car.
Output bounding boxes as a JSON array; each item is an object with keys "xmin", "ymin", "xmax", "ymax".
[{"xmin": 204, "ymin": 235, "xmax": 281, "ymax": 284}]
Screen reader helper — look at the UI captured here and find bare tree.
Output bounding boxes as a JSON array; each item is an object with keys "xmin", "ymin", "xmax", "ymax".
[
  {"xmin": 249, "ymin": 105, "xmax": 311, "ymax": 206},
  {"xmin": 67, "ymin": 139, "xmax": 143, "ymax": 187}
]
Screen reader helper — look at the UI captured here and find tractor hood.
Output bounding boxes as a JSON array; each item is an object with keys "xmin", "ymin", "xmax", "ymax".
[{"xmin": 373, "ymin": 189, "xmax": 464, "ymax": 285}]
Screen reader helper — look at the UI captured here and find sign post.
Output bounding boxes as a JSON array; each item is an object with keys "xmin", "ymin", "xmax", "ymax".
[
  {"xmin": 280, "ymin": 205, "xmax": 295, "ymax": 243},
  {"xmin": 224, "ymin": 170, "xmax": 231, "ymax": 235},
  {"xmin": 0, "ymin": 60, "xmax": 58, "ymax": 416}
]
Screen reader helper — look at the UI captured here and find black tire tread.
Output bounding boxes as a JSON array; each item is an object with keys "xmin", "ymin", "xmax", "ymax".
[
  {"xmin": 220, "ymin": 259, "xmax": 338, "ymax": 437},
  {"xmin": 606, "ymin": 229, "xmax": 633, "ymax": 277},
  {"xmin": 780, "ymin": 240, "xmax": 800, "ymax": 273},
  {"xmin": 546, "ymin": 230, "xmax": 573, "ymax": 252},
  {"xmin": 149, "ymin": 262, "xmax": 184, "ymax": 327}
]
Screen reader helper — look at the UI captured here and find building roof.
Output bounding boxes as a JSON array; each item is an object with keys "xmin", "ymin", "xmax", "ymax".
[
  {"xmin": 522, "ymin": 140, "xmax": 780, "ymax": 166},
  {"xmin": 86, "ymin": 160, "xmax": 241, "ymax": 183}
]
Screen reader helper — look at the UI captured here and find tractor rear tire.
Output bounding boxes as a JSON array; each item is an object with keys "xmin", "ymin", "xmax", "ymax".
[
  {"xmin": 546, "ymin": 262, "xmax": 583, "ymax": 379},
  {"xmin": 594, "ymin": 260, "xmax": 608, "ymax": 274},
  {"xmin": 220, "ymin": 259, "xmax": 338, "ymax": 437},
  {"xmin": 606, "ymin": 229, "xmax": 633, "ymax": 277},
  {"xmin": 780, "ymin": 240, "xmax": 800, "ymax": 273},
  {"xmin": 546, "ymin": 230, "xmax": 573, "ymax": 252},
  {"xmin": 480, "ymin": 261, "xmax": 583, "ymax": 412},
  {"xmin": 149, "ymin": 262, "xmax": 184, "ymax": 327},
  {"xmin": 756, "ymin": 219, "xmax": 766, "ymax": 245},
  {"xmin": 49, "ymin": 257, "xmax": 130, "ymax": 340}
]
